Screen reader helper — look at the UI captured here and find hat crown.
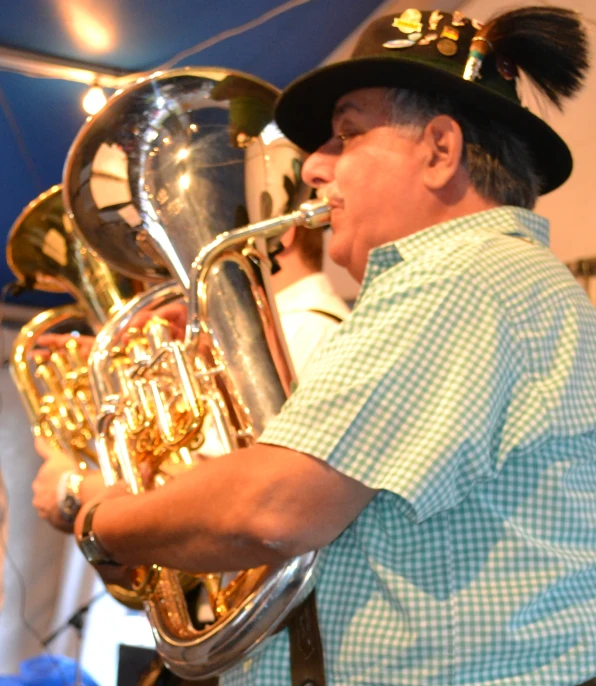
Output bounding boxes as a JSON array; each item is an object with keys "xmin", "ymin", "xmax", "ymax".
[{"xmin": 350, "ymin": 10, "xmax": 518, "ymax": 103}]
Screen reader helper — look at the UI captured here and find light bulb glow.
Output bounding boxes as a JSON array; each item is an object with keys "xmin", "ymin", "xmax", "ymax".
[
  {"xmin": 59, "ymin": 1, "xmax": 115, "ymax": 53},
  {"xmin": 82, "ymin": 85, "xmax": 107, "ymax": 115}
]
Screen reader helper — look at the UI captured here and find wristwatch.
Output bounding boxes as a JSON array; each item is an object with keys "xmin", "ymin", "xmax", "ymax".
[
  {"xmin": 77, "ymin": 502, "xmax": 120, "ymax": 566},
  {"xmin": 56, "ymin": 471, "xmax": 84, "ymax": 523}
]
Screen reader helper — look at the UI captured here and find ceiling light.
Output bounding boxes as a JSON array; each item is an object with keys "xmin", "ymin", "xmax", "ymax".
[{"xmin": 82, "ymin": 84, "xmax": 107, "ymax": 115}]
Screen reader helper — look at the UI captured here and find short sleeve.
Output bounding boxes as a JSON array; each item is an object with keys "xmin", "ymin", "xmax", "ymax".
[{"xmin": 259, "ymin": 265, "xmax": 530, "ymax": 523}]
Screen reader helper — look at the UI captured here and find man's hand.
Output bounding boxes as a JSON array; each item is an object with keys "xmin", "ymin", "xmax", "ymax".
[
  {"xmin": 32, "ymin": 437, "xmax": 110, "ymax": 533},
  {"xmin": 33, "ymin": 333, "xmax": 96, "ymax": 363},
  {"xmin": 127, "ymin": 301, "xmax": 188, "ymax": 342},
  {"xmin": 32, "ymin": 438, "xmax": 81, "ymax": 532}
]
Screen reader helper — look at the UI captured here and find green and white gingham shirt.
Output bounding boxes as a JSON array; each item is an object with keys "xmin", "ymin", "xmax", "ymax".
[{"xmin": 222, "ymin": 207, "xmax": 596, "ymax": 686}]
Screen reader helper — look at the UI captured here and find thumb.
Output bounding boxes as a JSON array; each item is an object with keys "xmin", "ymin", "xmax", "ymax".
[{"xmin": 138, "ymin": 462, "xmax": 155, "ymax": 488}]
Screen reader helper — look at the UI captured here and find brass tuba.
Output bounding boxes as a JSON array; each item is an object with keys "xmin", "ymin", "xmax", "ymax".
[
  {"xmin": 63, "ymin": 66, "xmax": 328, "ymax": 678},
  {"xmin": 7, "ymin": 184, "xmax": 134, "ymax": 463},
  {"xmin": 6, "ymin": 185, "xmax": 152, "ymax": 609}
]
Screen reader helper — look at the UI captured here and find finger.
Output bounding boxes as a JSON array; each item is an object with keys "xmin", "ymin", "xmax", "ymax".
[
  {"xmin": 28, "ymin": 348, "xmax": 50, "ymax": 363},
  {"xmin": 77, "ymin": 335, "xmax": 96, "ymax": 357},
  {"xmin": 34, "ymin": 435, "xmax": 50, "ymax": 460},
  {"xmin": 126, "ymin": 310, "xmax": 152, "ymax": 334},
  {"xmin": 138, "ymin": 462, "xmax": 155, "ymax": 487},
  {"xmin": 171, "ymin": 323, "xmax": 186, "ymax": 342},
  {"xmin": 36, "ymin": 333, "xmax": 69, "ymax": 349},
  {"xmin": 31, "ymin": 334, "xmax": 70, "ymax": 363},
  {"xmin": 97, "ymin": 565, "xmax": 132, "ymax": 586},
  {"xmin": 31, "ymin": 494, "xmax": 47, "ymax": 518}
]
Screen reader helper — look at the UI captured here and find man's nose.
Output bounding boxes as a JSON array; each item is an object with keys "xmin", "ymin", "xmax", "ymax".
[{"xmin": 301, "ymin": 142, "xmax": 337, "ymax": 189}]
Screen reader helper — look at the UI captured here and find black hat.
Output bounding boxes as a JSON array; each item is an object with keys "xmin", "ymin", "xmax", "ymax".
[{"xmin": 275, "ymin": 7, "xmax": 589, "ymax": 194}]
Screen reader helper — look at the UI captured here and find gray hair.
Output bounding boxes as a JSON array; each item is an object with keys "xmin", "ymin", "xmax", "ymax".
[{"xmin": 385, "ymin": 88, "xmax": 542, "ymax": 209}]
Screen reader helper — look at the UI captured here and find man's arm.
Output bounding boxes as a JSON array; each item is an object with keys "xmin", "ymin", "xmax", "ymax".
[{"xmin": 74, "ymin": 443, "xmax": 378, "ymax": 573}]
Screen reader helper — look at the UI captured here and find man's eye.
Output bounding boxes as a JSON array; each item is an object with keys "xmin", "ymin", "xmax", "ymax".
[{"xmin": 336, "ymin": 131, "xmax": 359, "ymax": 144}]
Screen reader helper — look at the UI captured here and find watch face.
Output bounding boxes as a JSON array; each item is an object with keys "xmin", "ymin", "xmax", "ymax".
[
  {"xmin": 79, "ymin": 532, "xmax": 119, "ymax": 566},
  {"xmin": 77, "ymin": 502, "xmax": 120, "ymax": 566},
  {"xmin": 62, "ymin": 495, "xmax": 79, "ymax": 520},
  {"xmin": 59, "ymin": 472, "xmax": 83, "ymax": 522},
  {"xmin": 79, "ymin": 535, "xmax": 103, "ymax": 565}
]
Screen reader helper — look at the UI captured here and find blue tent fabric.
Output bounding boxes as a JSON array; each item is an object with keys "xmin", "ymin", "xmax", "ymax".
[{"xmin": 0, "ymin": 655, "xmax": 98, "ymax": 685}]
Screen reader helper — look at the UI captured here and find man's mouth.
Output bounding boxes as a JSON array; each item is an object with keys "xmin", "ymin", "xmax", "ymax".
[{"xmin": 316, "ymin": 188, "xmax": 343, "ymax": 210}]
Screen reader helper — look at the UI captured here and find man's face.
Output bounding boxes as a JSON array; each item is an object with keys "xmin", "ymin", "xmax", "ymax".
[{"xmin": 302, "ymin": 87, "xmax": 428, "ymax": 282}]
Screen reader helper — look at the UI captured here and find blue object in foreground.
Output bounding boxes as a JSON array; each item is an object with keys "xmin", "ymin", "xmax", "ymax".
[{"xmin": 0, "ymin": 655, "xmax": 99, "ymax": 685}]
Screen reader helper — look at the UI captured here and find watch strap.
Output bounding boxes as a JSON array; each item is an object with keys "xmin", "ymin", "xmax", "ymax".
[{"xmin": 78, "ymin": 502, "xmax": 120, "ymax": 566}]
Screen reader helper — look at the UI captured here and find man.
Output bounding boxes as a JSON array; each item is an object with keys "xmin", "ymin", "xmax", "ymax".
[{"xmin": 70, "ymin": 6, "xmax": 596, "ymax": 685}]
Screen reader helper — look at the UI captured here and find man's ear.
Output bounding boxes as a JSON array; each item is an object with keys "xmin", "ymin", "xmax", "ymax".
[
  {"xmin": 422, "ymin": 115, "xmax": 464, "ymax": 191},
  {"xmin": 280, "ymin": 225, "xmax": 297, "ymax": 249}
]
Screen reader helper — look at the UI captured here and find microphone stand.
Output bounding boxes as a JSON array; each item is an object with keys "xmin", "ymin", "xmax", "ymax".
[{"xmin": 42, "ymin": 591, "xmax": 106, "ymax": 686}]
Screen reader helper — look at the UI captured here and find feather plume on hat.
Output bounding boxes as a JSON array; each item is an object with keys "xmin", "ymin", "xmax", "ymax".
[{"xmin": 464, "ymin": 6, "xmax": 589, "ymax": 109}]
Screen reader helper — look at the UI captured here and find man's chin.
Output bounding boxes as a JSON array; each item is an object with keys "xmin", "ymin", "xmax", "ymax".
[
  {"xmin": 328, "ymin": 242, "xmax": 364, "ymax": 283},
  {"xmin": 328, "ymin": 246, "xmax": 349, "ymax": 272}
]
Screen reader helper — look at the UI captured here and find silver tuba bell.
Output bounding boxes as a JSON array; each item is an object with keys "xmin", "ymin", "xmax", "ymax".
[{"xmin": 63, "ymin": 67, "xmax": 329, "ymax": 678}]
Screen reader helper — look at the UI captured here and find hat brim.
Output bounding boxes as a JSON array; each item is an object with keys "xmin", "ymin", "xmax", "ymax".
[{"xmin": 275, "ymin": 56, "xmax": 572, "ymax": 195}]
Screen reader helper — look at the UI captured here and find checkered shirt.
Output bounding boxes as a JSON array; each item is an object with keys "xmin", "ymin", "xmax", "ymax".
[{"xmin": 221, "ymin": 207, "xmax": 596, "ymax": 686}]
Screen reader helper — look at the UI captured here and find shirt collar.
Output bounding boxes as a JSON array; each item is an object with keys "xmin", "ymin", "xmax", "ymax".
[{"xmin": 359, "ymin": 206, "xmax": 550, "ymax": 293}]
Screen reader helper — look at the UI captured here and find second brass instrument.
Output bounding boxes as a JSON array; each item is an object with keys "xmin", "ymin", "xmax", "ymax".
[
  {"xmin": 7, "ymin": 184, "xmax": 132, "ymax": 464},
  {"xmin": 7, "ymin": 184, "xmax": 153, "ymax": 608}
]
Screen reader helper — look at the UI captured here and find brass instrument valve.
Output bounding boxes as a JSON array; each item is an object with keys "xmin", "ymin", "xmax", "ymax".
[
  {"xmin": 124, "ymin": 329, "xmax": 151, "ymax": 365},
  {"xmin": 142, "ymin": 316, "xmax": 172, "ymax": 354},
  {"xmin": 49, "ymin": 349, "xmax": 73, "ymax": 380},
  {"xmin": 109, "ymin": 348, "xmax": 135, "ymax": 394},
  {"xmin": 64, "ymin": 337, "xmax": 85, "ymax": 366}
]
